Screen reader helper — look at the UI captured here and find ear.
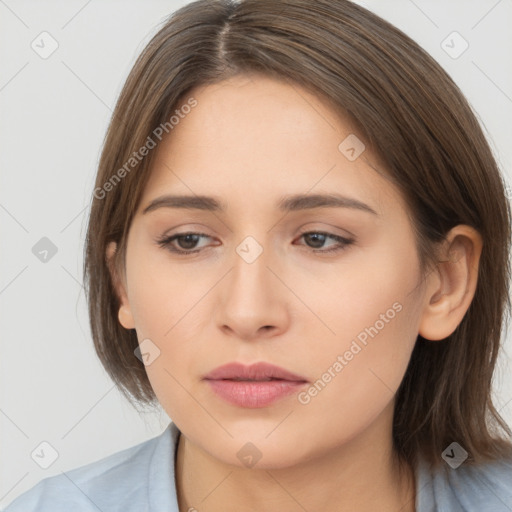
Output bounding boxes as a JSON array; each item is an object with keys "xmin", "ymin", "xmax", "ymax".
[
  {"xmin": 418, "ymin": 225, "xmax": 482, "ymax": 341},
  {"xmin": 106, "ymin": 241, "xmax": 135, "ymax": 330}
]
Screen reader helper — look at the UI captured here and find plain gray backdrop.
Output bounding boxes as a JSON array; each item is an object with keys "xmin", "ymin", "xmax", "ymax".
[{"xmin": 1, "ymin": 0, "xmax": 511, "ymax": 507}]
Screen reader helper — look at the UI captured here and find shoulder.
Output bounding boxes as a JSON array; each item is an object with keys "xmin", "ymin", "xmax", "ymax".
[
  {"xmin": 417, "ymin": 452, "xmax": 512, "ymax": 511},
  {"xmin": 3, "ymin": 423, "xmax": 178, "ymax": 512},
  {"xmin": 446, "ymin": 454, "xmax": 512, "ymax": 508}
]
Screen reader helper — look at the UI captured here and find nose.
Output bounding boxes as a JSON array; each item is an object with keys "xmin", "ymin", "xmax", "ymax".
[{"xmin": 215, "ymin": 240, "xmax": 290, "ymax": 341}]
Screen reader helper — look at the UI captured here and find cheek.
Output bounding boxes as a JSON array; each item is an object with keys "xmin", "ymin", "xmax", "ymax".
[
  {"xmin": 303, "ymin": 245, "xmax": 420, "ymax": 348},
  {"xmin": 290, "ymin": 284, "xmax": 421, "ymax": 458},
  {"xmin": 294, "ymin": 244, "xmax": 422, "ymax": 402},
  {"xmin": 125, "ymin": 255, "xmax": 214, "ymax": 408},
  {"xmin": 127, "ymin": 251, "xmax": 205, "ymax": 339}
]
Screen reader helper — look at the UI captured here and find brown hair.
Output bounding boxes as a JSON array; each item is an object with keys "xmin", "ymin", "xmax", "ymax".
[{"xmin": 83, "ymin": 0, "xmax": 512, "ymax": 474}]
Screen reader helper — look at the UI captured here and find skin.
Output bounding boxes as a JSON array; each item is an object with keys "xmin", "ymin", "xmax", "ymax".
[{"xmin": 107, "ymin": 74, "xmax": 482, "ymax": 512}]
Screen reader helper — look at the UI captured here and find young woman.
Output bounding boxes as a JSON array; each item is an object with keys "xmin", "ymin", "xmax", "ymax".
[{"xmin": 6, "ymin": 0, "xmax": 512, "ymax": 510}]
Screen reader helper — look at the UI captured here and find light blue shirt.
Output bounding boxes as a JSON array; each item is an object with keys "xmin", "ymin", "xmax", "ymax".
[{"xmin": 4, "ymin": 421, "xmax": 512, "ymax": 511}]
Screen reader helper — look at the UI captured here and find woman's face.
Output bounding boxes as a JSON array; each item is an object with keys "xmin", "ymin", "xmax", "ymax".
[{"xmin": 114, "ymin": 74, "xmax": 432, "ymax": 468}]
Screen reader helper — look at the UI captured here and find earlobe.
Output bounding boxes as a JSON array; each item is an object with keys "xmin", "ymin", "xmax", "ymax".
[
  {"xmin": 418, "ymin": 226, "xmax": 482, "ymax": 341},
  {"xmin": 106, "ymin": 241, "xmax": 135, "ymax": 330},
  {"xmin": 118, "ymin": 305, "xmax": 135, "ymax": 330}
]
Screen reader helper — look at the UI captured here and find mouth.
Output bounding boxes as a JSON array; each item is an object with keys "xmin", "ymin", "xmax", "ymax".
[
  {"xmin": 203, "ymin": 362, "xmax": 308, "ymax": 408},
  {"xmin": 221, "ymin": 377, "xmax": 294, "ymax": 381},
  {"xmin": 203, "ymin": 361, "xmax": 308, "ymax": 383}
]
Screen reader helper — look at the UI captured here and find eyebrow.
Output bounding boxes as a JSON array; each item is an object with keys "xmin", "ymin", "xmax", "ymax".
[{"xmin": 141, "ymin": 193, "xmax": 378, "ymax": 215}]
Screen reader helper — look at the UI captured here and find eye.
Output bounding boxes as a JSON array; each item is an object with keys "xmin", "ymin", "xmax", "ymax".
[
  {"xmin": 294, "ymin": 230, "xmax": 354, "ymax": 253},
  {"xmin": 156, "ymin": 232, "xmax": 213, "ymax": 254},
  {"xmin": 155, "ymin": 230, "xmax": 354, "ymax": 255}
]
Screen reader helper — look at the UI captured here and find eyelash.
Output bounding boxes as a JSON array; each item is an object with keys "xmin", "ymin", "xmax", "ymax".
[{"xmin": 155, "ymin": 230, "xmax": 354, "ymax": 256}]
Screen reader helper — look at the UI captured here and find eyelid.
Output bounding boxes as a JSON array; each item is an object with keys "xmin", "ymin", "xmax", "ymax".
[{"xmin": 295, "ymin": 223, "xmax": 355, "ymax": 239}]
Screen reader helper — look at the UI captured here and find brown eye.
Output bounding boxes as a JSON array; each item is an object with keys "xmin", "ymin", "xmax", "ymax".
[
  {"xmin": 156, "ymin": 232, "xmax": 212, "ymax": 254},
  {"xmin": 296, "ymin": 231, "xmax": 354, "ymax": 253}
]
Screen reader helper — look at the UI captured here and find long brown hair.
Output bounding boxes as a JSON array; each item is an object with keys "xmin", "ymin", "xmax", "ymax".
[{"xmin": 83, "ymin": 0, "xmax": 512, "ymax": 473}]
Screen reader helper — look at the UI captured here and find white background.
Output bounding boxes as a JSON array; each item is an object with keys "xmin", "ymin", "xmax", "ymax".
[{"xmin": 1, "ymin": 0, "xmax": 511, "ymax": 507}]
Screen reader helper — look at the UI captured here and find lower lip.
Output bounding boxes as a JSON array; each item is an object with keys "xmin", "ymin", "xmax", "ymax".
[{"xmin": 205, "ymin": 379, "xmax": 308, "ymax": 408}]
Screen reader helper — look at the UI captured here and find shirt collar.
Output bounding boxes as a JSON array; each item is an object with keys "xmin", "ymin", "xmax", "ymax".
[{"xmin": 148, "ymin": 421, "xmax": 181, "ymax": 511}]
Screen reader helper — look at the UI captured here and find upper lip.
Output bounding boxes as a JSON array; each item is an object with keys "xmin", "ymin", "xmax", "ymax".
[{"xmin": 203, "ymin": 362, "xmax": 308, "ymax": 382}]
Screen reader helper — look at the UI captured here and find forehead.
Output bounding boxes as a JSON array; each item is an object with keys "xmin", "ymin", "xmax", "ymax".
[{"xmin": 138, "ymin": 74, "xmax": 404, "ymax": 218}]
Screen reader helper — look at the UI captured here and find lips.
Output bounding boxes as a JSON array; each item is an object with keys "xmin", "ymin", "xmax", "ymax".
[
  {"xmin": 203, "ymin": 362, "xmax": 309, "ymax": 408},
  {"xmin": 203, "ymin": 362, "xmax": 308, "ymax": 382},
  {"xmin": 203, "ymin": 362, "xmax": 308, "ymax": 409}
]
